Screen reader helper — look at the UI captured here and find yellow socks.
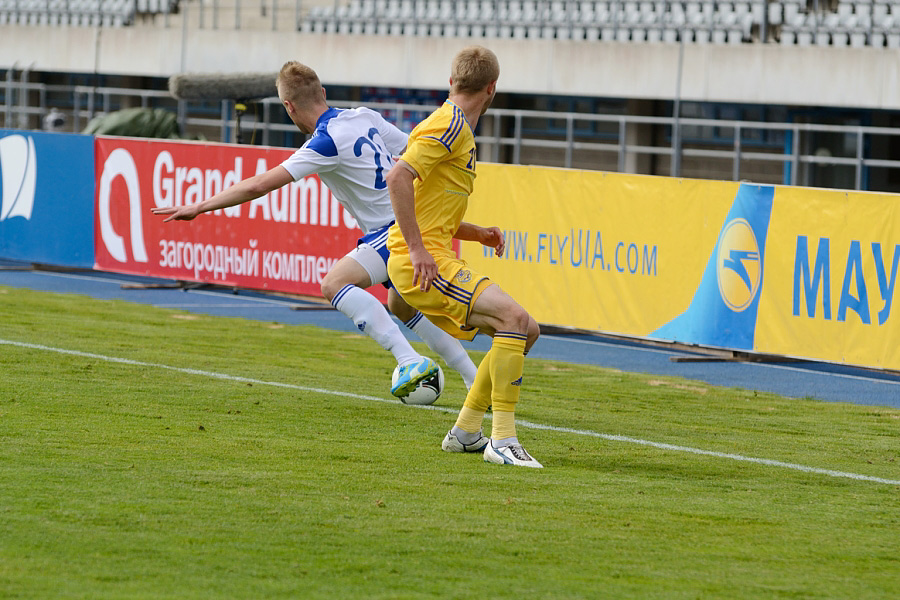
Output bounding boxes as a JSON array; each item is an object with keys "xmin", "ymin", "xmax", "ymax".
[
  {"xmin": 453, "ymin": 332, "xmax": 526, "ymax": 440},
  {"xmin": 487, "ymin": 332, "xmax": 526, "ymax": 440}
]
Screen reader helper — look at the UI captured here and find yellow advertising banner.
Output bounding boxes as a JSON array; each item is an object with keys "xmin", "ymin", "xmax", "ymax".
[
  {"xmin": 460, "ymin": 164, "xmax": 741, "ymax": 337},
  {"xmin": 756, "ymin": 187, "xmax": 900, "ymax": 369},
  {"xmin": 460, "ymin": 163, "xmax": 900, "ymax": 371}
]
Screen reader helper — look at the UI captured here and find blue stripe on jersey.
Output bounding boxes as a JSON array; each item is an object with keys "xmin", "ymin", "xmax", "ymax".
[
  {"xmin": 440, "ymin": 107, "xmax": 465, "ymax": 148},
  {"xmin": 306, "ymin": 107, "xmax": 342, "ymax": 157},
  {"xmin": 438, "ymin": 109, "xmax": 461, "ymax": 147},
  {"xmin": 422, "ymin": 104, "xmax": 467, "ymax": 152},
  {"xmin": 423, "ymin": 135, "xmax": 451, "ymax": 152}
]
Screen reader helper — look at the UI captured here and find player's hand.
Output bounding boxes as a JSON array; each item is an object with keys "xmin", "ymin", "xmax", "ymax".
[
  {"xmin": 482, "ymin": 226, "xmax": 505, "ymax": 258},
  {"xmin": 151, "ymin": 205, "xmax": 200, "ymax": 222},
  {"xmin": 410, "ymin": 246, "xmax": 438, "ymax": 292}
]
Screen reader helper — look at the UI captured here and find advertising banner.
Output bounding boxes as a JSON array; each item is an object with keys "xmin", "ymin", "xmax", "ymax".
[
  {"xmin": 0, "ymin": 129, "xmax": 95, "ymax": 267},
  {"xmin": 460, "ymin": 163, "xmax": 900, "ymax": 371},
  {"xmin": 460, "ymin": 164, "xmax": 742, "ymax": 338},
  {"xmin": 93, "ymin": 136, "xmax": 383, "ymax": 300},
  {"xmin": 755, "ymin": 187, "xmax": 900, "ymax": 370}
]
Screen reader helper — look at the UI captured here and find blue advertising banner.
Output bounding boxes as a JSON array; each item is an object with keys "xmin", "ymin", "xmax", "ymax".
[{"xmin": 0, "ymin": 129, "xmax": 95, "ymax": 267}]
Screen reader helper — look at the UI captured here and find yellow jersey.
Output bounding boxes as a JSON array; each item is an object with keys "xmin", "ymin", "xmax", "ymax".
[{"xmin": 387, "ymin": 100, "xmax": 476, "ymax": 258}]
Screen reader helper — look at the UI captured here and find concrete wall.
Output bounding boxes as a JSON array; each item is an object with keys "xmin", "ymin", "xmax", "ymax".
[{"xmin": 3, "ymin": 23, "xmax": 900, "ymax": 110}]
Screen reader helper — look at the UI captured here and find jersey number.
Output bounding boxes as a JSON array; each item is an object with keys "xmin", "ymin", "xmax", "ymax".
[
  {"xmin": 466, "ymin": 147, "xmax": 476, "ymax": 170},
  {"xmin": 354, "ymin": 127, "xmax": 389, "ymax": 190}
]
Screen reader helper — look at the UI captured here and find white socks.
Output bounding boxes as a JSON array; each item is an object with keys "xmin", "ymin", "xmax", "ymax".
[
  {"xmin": 331, "ymin": 285, "xmax": 478, "ymax": 389},
  {"xmin": 405, "ymin": 311, "xmax": 477, "ymax": 389},
  {"xmin": 331, "ymin": 284, "xmax": 420, "ymax": 366}
]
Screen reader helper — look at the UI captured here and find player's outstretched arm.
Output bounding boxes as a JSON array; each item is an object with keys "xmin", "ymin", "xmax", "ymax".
[
  {"xmin": 151, "ymin": 166, "xmax": 294, "ymax": 222},
  {"xmin": 454, "ymin": 222, "xmax": 505, "ymax": 258}
]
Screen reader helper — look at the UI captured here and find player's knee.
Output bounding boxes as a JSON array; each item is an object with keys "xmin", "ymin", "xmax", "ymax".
[
  {"xmin": 526, "ymin": 317, "xmax": 540, "ymax": 352},
  {"xmin": 504, "ymin": 305, "xmax": 532, "ymax": 336},
  {"xmin": 319, "ymin": 272, "xmax": 343, "ymax": 302}
]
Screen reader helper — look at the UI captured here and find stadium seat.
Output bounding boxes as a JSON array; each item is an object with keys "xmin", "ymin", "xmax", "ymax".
[
  {"xmin": 850, "ymin": 30, "xmax": 868, "ymax": 46},
  {"xmin": 766, "ymin": 1, "xmax": 781, "ymax": 25},
  {"xmin": 783, "ymin": 1, "xmax": 801, "ymax": 24}
]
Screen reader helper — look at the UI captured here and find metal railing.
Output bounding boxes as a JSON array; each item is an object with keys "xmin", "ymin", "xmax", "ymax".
[{"xmin": 4, "ymin": 77, "xmax": 900, "ymax": 192}]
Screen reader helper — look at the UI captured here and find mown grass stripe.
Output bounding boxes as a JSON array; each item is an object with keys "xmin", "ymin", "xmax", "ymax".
[{"xmin": 3, "ymin": 336, "xmax": 898, "ymax": 487}]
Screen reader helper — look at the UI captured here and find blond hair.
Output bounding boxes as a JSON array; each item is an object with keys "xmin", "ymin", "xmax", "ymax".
[
  {"xmin": 450, "ymin": 46, "xmax": 500, "ymax": 95},
  {"xmin": 276, "ymin": 61, "xmax": 324, "ymax": 107}
]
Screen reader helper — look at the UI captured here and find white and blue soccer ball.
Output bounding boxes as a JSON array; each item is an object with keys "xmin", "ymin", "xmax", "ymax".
[{"xmin": 392, "ymin": 364, "xmax": 444, "ymax": 405}]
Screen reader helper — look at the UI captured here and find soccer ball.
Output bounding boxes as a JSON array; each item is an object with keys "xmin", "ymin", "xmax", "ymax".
[{"xmin": 392, "ymin": 364, "xmax": 444, "ymax": 405}]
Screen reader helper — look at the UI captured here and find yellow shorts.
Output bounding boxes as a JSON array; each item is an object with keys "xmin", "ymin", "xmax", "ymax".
[{"xmin": 387, "ymin": 252, "xmax": 491, "ymax": 341}]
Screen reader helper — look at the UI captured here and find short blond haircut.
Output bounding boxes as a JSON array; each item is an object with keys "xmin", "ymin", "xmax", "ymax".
[
  {"xmin": 450, "ymin": 46, "xmax": 500, "ymax": 95},
  {"xmin": 276, "ymin": 61, "xmax": 324, "ymax": 107}
]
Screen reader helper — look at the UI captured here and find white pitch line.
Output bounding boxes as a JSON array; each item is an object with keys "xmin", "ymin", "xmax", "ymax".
[
  {"xmin": 150, "ymin": 303, "xmax": 298, "ymax": 309},
  {"xmin": 3, "ymin": 337, "xmax": 899, "ymax": 487},
  {"xmin": 14, "ymin": 271, "xmax": 900, "ymax": 389}
]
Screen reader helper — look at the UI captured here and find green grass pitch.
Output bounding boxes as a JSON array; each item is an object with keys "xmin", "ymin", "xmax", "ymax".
[{"xmin": 1, "ymin": 286, "xmax": 898, "ymax": 599}]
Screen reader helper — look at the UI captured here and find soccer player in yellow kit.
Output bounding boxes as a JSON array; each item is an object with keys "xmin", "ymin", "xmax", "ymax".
[{"xmin": 385, "ymin": 46, "xmax": 543, "ymax": 468}]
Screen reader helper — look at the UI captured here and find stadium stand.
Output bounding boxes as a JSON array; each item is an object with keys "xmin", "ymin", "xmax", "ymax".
[
  {"xmin": 0, "ymin": 0, "xmax": 177, "ymax": 27},
  {"xmin": 1, "ymin": 0, "xmax": 898, "ymax": 48},
  {"xmin": 3, "ymin": 0, "xmax": 900, "ymax": 191},
  {"xmin": 296, "ymin": 0, "xmax": 900, "ymax": 47}
]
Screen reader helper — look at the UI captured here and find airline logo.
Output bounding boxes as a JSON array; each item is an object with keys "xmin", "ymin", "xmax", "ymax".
[
  {"xmin": 651, "ymin": 183, "xmax": 774, "ymax": 350},
  {"xmin": 0, "ymin": 134, "xmax": 37, "ymax": 221},
  {"xmin": 716, "ymin": 218, "xmax": 761, "ymax": 312}
]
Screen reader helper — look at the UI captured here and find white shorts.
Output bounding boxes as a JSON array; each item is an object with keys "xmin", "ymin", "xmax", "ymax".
[{"xmin": 347, "ymin": 222, "xmax": 391, "ymax": 288}]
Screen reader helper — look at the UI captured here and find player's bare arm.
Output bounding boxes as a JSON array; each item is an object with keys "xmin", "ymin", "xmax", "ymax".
[
  {"xmin": 454, "ymin": 222, "xmax": 505, "ymax": 258},
  {"xmin": 151, "ymin": 166, "xmax": 293, "ymax": 222},
  {"xmin": 386, "ymin": 159, "xmax": 437, "ymax": 291}
]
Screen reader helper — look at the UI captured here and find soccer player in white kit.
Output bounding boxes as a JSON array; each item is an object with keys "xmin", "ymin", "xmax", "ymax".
[{"xmin": 152, "ymin": 61, "xmax": 496, "ymax": 396}]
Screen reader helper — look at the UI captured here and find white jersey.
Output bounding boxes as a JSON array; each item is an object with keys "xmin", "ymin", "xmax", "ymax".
[{"xmin": 280, "ymin": 107, "xmax": 408, "ymax": 234}]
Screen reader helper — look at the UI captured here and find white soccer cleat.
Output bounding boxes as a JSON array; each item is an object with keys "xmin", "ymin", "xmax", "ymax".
[
  {"xmin": 483, "ymin": 440, "xmax": 543, "ymax": 468},
  {"xmin": 441, "ymin": 430, "xmax": 489, "ymax": 453}
]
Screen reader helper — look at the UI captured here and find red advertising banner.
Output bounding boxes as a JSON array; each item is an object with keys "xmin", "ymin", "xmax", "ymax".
[{"xmin": 94, "ymin": 136, "xmax": 386, "ymax": 301}]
